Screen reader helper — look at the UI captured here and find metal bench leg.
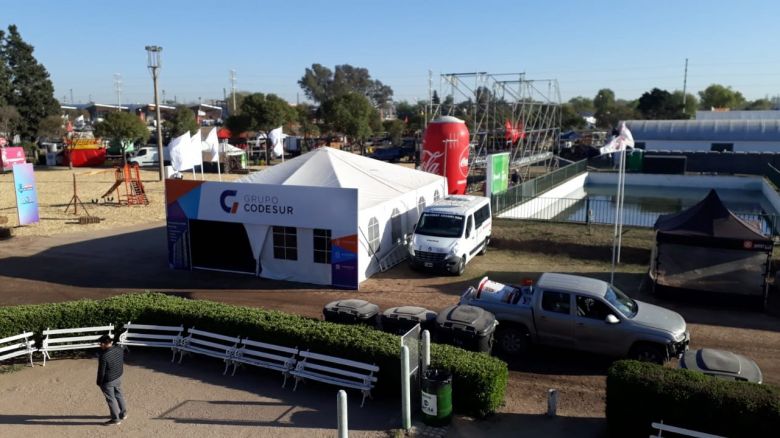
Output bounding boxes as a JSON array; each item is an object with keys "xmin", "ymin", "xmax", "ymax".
[
  {"xmin": 293, "ymin": 377, "xmax": 301, "ymax": 391},
  {"xmin": 361, "ymin": 391, "xmax": 367, "ymax": 408},
  {"xmin": 223, "ymin": 360, "xmax": 230, "ymax": 375},
  {"xmin": 282, "ymin": 373, "xmax": 288, "ymax": 388},
  {"xmin": 177, "ymin": 351, "xmax": 185, "ymax": 364},
  {"xmin": 231, "ymin": 363, "xmax": 239, "ymax": 376},
  {"xmin": 28, "ymin": 352, "xmax": 34, "ymax": 367},
  {"xmin": 170, "ymin": 348, "xmax": 177, "ymax": 363},
  {"xmin": 41, "ymin": 350, "xmax": 48, "ymax": 367}
]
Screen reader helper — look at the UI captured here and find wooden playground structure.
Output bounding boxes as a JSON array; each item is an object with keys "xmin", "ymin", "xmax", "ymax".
[{"xmin": 101, "ymin": 163, "xmax": 149, "ymax": 206}]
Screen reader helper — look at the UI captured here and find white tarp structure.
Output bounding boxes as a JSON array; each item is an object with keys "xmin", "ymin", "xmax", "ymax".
[
  {"xmin": 204, "ymin": 128, "xmax": 219, "ymax": 162},
  {"xmin": 268, "ymin": 126, "xmax": 286, "ymax": 158},
  {"xmin": 168, "ymin": 132, "xmax": 192, "ymax": 172},
  {"xmin": 236, "ymin": 147, "xmax": 447, "ymax": 285}
]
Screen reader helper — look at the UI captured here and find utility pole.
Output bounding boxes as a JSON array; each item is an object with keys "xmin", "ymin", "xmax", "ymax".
[
  {"xmin": 682, "ymin": 58, "xmax": 689, "ymax": 107},
  {"xmin": 230, "ymin": 69, "xmax": 237, "ymax": 114},
  {"xmin": 114, "ymin": 73, "xmax": 122, "ymax": 109},
  {"xmin": 146, "ymin": 45, "xmax": 164, "ymax": 181},
  {"xmin": 69, "ymin": 88, "xmax": 74, "ymax": 105}
]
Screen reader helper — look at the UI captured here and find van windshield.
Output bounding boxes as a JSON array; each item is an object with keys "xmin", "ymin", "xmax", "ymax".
[{"xmin": 415, "ymin": 213, "xmax": 464, "ymax": 238}]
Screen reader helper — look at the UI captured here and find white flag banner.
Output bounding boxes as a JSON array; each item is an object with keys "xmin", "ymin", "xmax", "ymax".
[
  {"xmin": 268, "ymin": 126, "xmax": 285, "ymax": 158},
  {"xmin": 189, "ymin": 130, "xmax": 204, "ymax": 169},
  {"xmin": 599, "ymin": 122, "xmax": 635, "ymax": 155},
  {"xmin": 168, "ymin": 132, "xmax": 192, "ymax": 171},
  {"xmin": 205, "ymin": 127, "xmax": 219, "ymax": 162}
]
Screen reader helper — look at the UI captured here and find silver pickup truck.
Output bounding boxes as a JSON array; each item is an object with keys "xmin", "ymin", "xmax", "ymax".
[{"xmin": 460, "ymin": 273, "xmax": 689, "ymax": 363}]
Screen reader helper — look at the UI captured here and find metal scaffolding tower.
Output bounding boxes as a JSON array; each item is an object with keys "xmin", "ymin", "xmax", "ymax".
[{"xmin": 427, "ymin": 72, "xmax": 561, "ymax": 183}]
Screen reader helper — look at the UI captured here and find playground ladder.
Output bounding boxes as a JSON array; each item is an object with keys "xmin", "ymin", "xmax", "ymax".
[{"xmin": 123, "ymin": 164, "xmax": 149, "ymax": 205}]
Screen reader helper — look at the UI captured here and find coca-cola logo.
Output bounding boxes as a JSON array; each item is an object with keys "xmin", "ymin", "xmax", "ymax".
[
  {"xmin": 421, "ymin": 150, "xmax": 444, "ymax": 175},
  {"xmin": 458, "ymin": 146, "xmax": 469, "ymax": 178}
]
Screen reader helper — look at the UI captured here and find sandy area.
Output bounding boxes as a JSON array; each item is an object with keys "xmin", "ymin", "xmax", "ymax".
[
  {"xmin": 0, "ymin": 350, "xmax": 398, "ymax": 438},
  {"xmin": 0, "ymin": 166, "xmax": 247, "ymax": 237}
]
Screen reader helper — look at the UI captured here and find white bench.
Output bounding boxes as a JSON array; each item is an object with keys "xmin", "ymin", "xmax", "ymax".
[
  {"xmin": 651, "ymin": 421, "xmax": 725, "ymax": 438},
  {"xmin": 118, "ymin": 322, "xmax": 184, "ymax": 362},
  {"xmin": 291, "ymin": 350, "xmax": 379, "ymax": 407},
  {"xmin": 176, "ymin": 327, "xmax": 239, "ymax": 375},
  {"xmin": 39, "ymin": 325, "xmax": 114, "ymax": 366},
  {"xmin": 230, "ymin": 337, "xmax": 298, "ymax": 386},
  {"xmin": 0, "ymin": 332, "xmax": 37, "ymax": 367}
]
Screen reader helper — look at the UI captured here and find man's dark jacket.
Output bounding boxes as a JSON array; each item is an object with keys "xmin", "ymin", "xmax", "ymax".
[{"xmin": 96, "ymin": 345, "xmax": 124, "ymax": 385}]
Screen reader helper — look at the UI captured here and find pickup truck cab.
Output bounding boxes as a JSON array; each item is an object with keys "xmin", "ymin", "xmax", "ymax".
[
  {"xmin": 408, "ymin": 195, "xmax": 491, "ymax": 275},
  {"xmin": 460, "ymin": 273, "xmax": 689, "ymax": 363}
]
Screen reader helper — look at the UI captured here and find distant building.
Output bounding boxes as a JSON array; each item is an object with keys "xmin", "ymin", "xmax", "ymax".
[
  {"xmin": 86, "ymin": 103, "xmax": 128, "ymax": 122},
  {"xmin": 696, "ymin": 110, "xmax": 780, "ymax": 120},
  {"xmin": 625, "ymin": 119, "xmax": 780, "ymax": 152}
]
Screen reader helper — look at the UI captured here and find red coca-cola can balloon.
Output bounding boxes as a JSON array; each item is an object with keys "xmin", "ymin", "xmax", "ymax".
[{"xmin": 421, "ymin": 116, "xmax": 470, "ymax": 195}]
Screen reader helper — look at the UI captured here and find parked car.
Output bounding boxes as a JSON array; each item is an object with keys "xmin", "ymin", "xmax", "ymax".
[
  {"xmin": 460, "ymin": 273, "xmax": 690, "ymax": 363},
  {"xmin": 369, "ymin": 147, "xmax": 403, "ymax": 162},
  {"xmin": 408, "ymin": 195, "xmax": 491, "ymax": 275},
  {"xmin": 680, "ymin": 348, "xmax": 762, "ymax": 383}
]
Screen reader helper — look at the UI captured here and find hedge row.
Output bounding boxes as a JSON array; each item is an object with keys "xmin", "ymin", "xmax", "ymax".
[
  {"xmin": 607, "ymin": 360, "xmax": 780, "ymax": 438},
  {"xmin": 0, "ymin": 293, "xmax": 507, "ymax": 418}
]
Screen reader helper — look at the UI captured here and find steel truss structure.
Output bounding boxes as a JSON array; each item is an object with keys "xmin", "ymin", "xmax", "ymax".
[{"xmin": 426, "ymin": 71, "xmax": 562, "ymax": 181}]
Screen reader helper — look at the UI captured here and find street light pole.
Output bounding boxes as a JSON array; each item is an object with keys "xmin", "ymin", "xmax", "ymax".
[{"xmin": 146, "ymin": 45, "xmax": 164, "ymax": 181}]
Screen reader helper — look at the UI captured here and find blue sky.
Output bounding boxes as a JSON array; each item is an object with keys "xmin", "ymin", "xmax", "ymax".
[{"xmin": 3, "ymin": 0, "xmax": 780, "ymax": 106}]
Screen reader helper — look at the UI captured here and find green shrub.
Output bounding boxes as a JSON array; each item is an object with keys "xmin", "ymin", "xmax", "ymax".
[
  {"xmin": 607, "ymin": 360, "xmax": 780, "ymax": 437},
  {"xmin": 0, "ymin": 292, "xmax": 507, "ymax": 418}
]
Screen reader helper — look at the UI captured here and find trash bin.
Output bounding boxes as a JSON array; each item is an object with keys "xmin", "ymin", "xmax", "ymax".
[
  {"xmin": 323, "ymin": 299, "xmax": 380, "ymax": 327},
  {"xmin": 421, "ymin": 368, "xmax": 453, "ymax": 426},
  {"xmin": 627, "ymin": 149, "xmax": 644, "ymax": 172},
  {"xmin": 435, "ymin": 305, "xmax": 497, "ymax": 353},
  {"xmin": 380, "ymin": 306, "xmax": 437, "ymax": 335}
]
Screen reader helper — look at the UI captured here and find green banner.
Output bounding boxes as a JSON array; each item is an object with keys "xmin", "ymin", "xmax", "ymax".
[{"xmin": 486, "ymin": 152, "xmax": 509, "ymax": 196}]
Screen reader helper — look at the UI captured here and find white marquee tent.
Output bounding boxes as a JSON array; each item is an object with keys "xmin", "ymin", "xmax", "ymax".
[{"xmin": 237, "ymin": 147, "xmax": 447, "ymax": 285}]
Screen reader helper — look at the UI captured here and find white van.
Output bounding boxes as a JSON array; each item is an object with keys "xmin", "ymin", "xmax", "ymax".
[
  {"xmin": 128, "ymin": 146, "xmax": 170, "ymax": 167},
  {"xmin": 408, "ymin": 195, "xmax": 492, "ymax": 275}
]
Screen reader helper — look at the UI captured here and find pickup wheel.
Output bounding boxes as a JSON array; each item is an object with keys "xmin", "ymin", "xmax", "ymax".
[
  {"xmin": 495, "ymin": 327, "xmax": 529, "ymax": 356},
  {"xmin": 630, "ymin": 343, "xmax": 667, "ymax": 364}
]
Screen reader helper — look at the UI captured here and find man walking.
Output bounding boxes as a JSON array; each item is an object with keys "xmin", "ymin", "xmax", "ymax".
[{"xmin": 96, "ymin": 334, "xmax": 127, "ymax": 426}]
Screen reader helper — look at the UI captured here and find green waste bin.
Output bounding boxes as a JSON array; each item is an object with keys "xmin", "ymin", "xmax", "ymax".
[
  {"xmin": 421, "ymin": 368, "xmax": 452, "ymax": 426},
  {"xmin": 627, "ymin": 149, "xmax": 644, "ymax": 172}
]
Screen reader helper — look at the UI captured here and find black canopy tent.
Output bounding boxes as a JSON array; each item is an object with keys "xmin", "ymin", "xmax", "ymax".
[{"xmin": 649, "ymin": 189, "xmax": 773, "ymax": 299}]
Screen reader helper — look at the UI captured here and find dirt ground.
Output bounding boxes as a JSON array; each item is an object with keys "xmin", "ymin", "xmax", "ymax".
[{"xmin": 1, "ymin": 217, "xmax": 779, "ymax": 437}]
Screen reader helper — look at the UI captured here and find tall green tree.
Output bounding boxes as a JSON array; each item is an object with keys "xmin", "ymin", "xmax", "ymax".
[
  {"xmin": 0, "ymin": 105, "xmax": 20, "ymax": 137},
  {"xmin": 568, "ymin": 96, "xmax": 595, "ymax": 114},
  {"xmin": 298, "ymin": 63, "xmax": 393, "ymax": 107},
  {"xmin": 698, "ymin": 84, "xmax": 746, "ymax": 110},
  {"xmin": 95, "ymin": 111, "xmax": 150, "ymax": 163},
  {"xmin": 395, "ymin": 100, "xmax": 426, "ymax": 132},
  {"xmin": 0, "ymin": 29, "xmax": 9, "ymax": 107},
  {"xmin": 561, "ymin": 103, "xmax": 586, "ymax": 130},
  {"xmin": 164, "ymin": 105, "xmax": 199, "ymax": 137},
  {"xmin": 383, "ymin": 119, "xmax": 405, "ymax": 145},
  {"xmin": 745, "ymin": 98, "xmax": 774, "ymax": 110},
  {"xmin": 3, "ymin": 25, "xmax": 60, "ymax": 140},
  {"xmin": 240, "ymin": 93, "xmax": 296, "ymax": 133},
  {"xmin": 594, "ymin": 88, "xmax": 616, "ymax": 128},
  {"xmin": 637, "ymin": 88, "xmax": 686, "ymax": 119},
  {"xmin": 671, "ymin": 91, "xmax": 697, "ymax": 118},
  {"xmin": 37, "ymin": 115, "xmax": 65, "ymax": 139},
  {"xmin": 294, "ymin": 103, "xmax": 319, "ymax": 139},
  {"xmin": 321, "ymin": 93, "xmax": 376, "ymax": 153}
]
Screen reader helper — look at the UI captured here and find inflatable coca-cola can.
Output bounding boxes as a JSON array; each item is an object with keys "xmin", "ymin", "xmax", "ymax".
[{"xmin": 421, "ymin": 116, "xmax": 470, "ymax": 194}]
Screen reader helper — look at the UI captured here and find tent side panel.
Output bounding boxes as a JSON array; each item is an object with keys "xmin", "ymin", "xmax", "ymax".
[{"xmin": 655, "ymin": 243, "xmax": 768, "ymax": 296}]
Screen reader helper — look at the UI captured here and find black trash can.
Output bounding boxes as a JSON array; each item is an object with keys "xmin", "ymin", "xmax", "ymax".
[
  {"xmin": 380, "ymin": 306, "xmax": 437, "ymax": 335},
  {"xmin": 323, "ymin": 299, "xmax": 380, "ymax": 327},
  {"xmin": 435, "ymin": 305, "xmax": 497, "ymax": 353},
  {"xmin": 421, "ymin": 368, "xmax": 453, "ymax": 426}
]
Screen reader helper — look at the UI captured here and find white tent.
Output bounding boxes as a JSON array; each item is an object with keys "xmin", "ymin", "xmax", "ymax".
[{"xmin": 237, "ymin": 147, "xmax": 447, "ymax": 285}]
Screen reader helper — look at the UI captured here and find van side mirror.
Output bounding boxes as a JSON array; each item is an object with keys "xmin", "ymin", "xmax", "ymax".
[{"xmin": 605, "ymin": 314, "xmax": 620, "ymax": 324}]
